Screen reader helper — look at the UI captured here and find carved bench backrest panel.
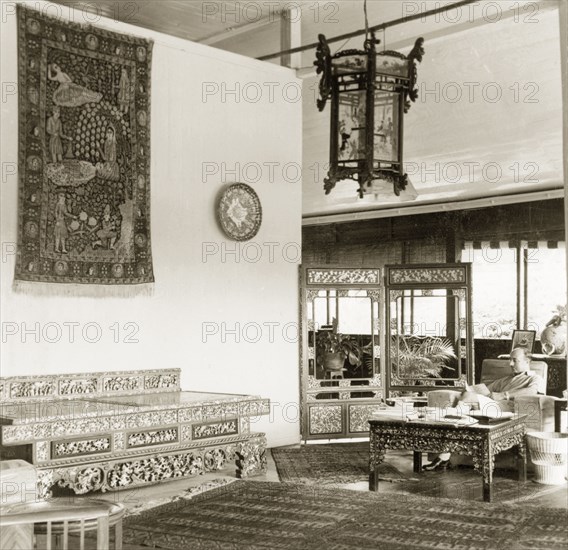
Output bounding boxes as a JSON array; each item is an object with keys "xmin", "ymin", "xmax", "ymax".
[{"xmin": 0, "ymin": 369, "xmax": 181, "ymax": 401}]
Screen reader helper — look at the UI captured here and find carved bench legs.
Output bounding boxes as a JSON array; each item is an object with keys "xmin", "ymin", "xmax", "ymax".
[
  {"xmin": 235, "ymin": 437, "xmax": 267, "ymax": 478},
  {"xmin": 37, "ymin": 435, "xmax": 268, "ymax": 496}
]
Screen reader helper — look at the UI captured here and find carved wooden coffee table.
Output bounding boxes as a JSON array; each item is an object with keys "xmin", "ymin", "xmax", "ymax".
[{"xmin": 368, "ymin": 415, "xmax": 527, "ymax": 502}]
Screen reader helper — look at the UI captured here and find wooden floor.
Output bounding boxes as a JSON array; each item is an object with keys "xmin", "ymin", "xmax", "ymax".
[{"xmin": 58, "ymin": 445, "xmax": 567, "ymax": 549}]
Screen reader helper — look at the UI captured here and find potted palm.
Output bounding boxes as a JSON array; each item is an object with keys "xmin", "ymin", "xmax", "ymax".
[
  {"xmin": 315, "ymin": 318, "xmax": 364, "ymax": 378},
  {"xmin": 394, "ymin": 335, "xmax": 457, "ymax": 385}
]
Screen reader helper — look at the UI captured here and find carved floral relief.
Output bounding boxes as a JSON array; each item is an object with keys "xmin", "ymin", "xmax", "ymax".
[
  {"xmin": 10, "ymin": 381, "xmax": 56, "ymax": 399},
  {"xmin": 59, "ymin": 378, "xmax": 98, "ymax": 396},
  {"xmin": 193, "ymin": 420, "xmax": 238, "ymax": 440},
  {"xmin": 114, "ymin": 432, "xmax": 125, "ymax": 450},
  {"xmin": 307, "ymin": 268, "xmax": 380, "ymax": 285},
  {"xmin": 389, "ymin": 266, "xmax": 466, "ymax": 285},
  {"xmin": 349, "ymin": 405, "xmax": 387, "ymax": 433},
  {"xmin": 181, "ymin": 424, "xmax": 192, "ymax": 442},
  {"xmin": 309, "ymin": 405, "xmax": 342, "ymax": 434},
  {"xmin": 125, "ymin": 410, "xmax": 177, "ymax": 429},
  {"xmin": 104, "ymin": 376, "xmax": 140, "ymax": 392},
  {"xmin": 3, "ymin": 425, "xmax": 34, "ymax": 443},
  {"xmin": 127, "ymin": 428, "xmax": 178, "ymax": 448},
  {"xmin": 144, "ymin": 374, "xmax": 178, "ymax": 390},
  {"xmin": 52, "ymin": 436, "xmax": 111, "ymax": 457},
  {"xmin": 53, "ymin": 417, "xmax": 111, "ymax": 438},
  {"xmin": 36, "ymin": 441, "xmax": 50, "ymax": 461}
]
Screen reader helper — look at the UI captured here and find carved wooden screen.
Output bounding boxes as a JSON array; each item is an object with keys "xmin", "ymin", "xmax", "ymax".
[
  {"xmin": 385, "ymin": 263, "xmax": 474, "ymax": 396},
  {"xmin": 300, "ymin": 266, "xmax": 384, "ymax": 440}
]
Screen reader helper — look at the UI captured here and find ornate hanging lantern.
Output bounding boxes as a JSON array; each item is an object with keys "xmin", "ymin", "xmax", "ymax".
[{"xmin": 315, "ymin": 33, "xmax": 425, "ymax": 199}]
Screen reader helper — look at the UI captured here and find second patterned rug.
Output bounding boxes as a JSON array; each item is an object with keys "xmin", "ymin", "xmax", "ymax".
[{"xmin": 271, "ymin": 442, "xmax": 410, "ymax": 485}]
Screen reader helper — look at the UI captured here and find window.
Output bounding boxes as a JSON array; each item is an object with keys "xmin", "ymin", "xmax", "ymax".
[
  {"xmin": 462, "ymin": 243, "xmax": 566, "ymax": 339},
  {"xmin": 527, "ymin": 247, "xmax": 567, "ymax": 335}
]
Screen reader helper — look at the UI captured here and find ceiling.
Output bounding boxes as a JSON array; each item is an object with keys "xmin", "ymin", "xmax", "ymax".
[
  {"xmin": 50, "ymin": 1, "xmax": 565, "ymax": 220},
  {"xmin": 50, "ymin": 0, "xmax": 293, "ymax": 44},
  {"xmin": 50, "ymin": 1, "xmax": 561, "ymax": 60}
]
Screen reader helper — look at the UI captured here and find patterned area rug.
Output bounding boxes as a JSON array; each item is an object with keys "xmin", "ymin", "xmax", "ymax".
[
  {"xmin": 408, "ymin": 466, "xmax": 568, "ymax": 504},
  {"xmin": 16, "ymin": 6, "xmax": 153, "ymax": 289},
  {"xmin": 124, "ymin": 478, "xmax": 238, "ymax": 518},
  {"xmin": 123, "ymin": 481, "xmax": 568, "ymax": 549},
  {"xmin": 271, "ymin": 443, "xmax": 410, "ymax": 484}
]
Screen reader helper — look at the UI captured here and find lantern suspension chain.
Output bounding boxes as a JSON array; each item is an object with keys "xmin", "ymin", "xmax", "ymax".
[
  {"xmin": 258, "ymin": 0, "xmax": 479, "ymax": 61},
  {"xmin": 364, "ymin": 0, "xmax": 369, "ymax": 41}
]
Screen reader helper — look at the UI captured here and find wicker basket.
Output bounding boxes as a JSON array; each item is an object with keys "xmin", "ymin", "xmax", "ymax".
[{"xmin": 526, "ymin": 432, "xmax": 568, "ymax": 485}]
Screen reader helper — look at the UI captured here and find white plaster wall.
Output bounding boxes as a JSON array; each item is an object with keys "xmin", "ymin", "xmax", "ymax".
[{"xmin": 0, "ymin": 1, "xmax": 302, "ymax": 447}]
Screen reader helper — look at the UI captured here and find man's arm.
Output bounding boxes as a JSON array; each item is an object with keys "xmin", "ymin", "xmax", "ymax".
[
  {"xmin": 485, "ymin": 378, "xmax": 506, "ymax": 399},
  {"xmin": 507, "ymin": 375, "xmax": 543, "ymax": 397},
  {"xmin": 490, "ymin": 391, "xmax": 508, "ymax": 401},
  {"xmin": 488, "ymin": 375, "xmax": 543, "ymax": 400}
]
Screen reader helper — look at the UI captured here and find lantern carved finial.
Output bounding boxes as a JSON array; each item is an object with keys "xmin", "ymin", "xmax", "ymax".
[
  {"xmin": 406, "ymin": 37, "xmax": 425, "ymax": 110},
  {"xmin": 314, "ymin": 34, "xmax": 332, "ymax": 112},
  {"xmin": 314, "ymin": 33, "xmax": 425, "ymax": 199}
]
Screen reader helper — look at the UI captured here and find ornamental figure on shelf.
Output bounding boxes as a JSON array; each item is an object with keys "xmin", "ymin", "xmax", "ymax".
[{"xmin": 540, "ymin": 305, "xmax": 567, "ymax": 356}]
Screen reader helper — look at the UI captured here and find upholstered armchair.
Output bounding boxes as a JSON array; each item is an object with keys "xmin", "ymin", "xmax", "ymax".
[
  {"xmin": 515, "ymin": 395, "xmax": 557, "ymax": 432},
  {"xmin": 428, "ymin": 359, "xmax": 557, "ymax": 470},
  {"xmin": 427, "ymin": 359, "xmax": 555, "ymax": 432},
  {"xmin": 426, "ymin": 359, "xmax": 559, "ymax": 467}
]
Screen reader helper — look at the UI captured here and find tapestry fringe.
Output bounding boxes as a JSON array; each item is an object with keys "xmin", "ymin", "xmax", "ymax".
[{"xmin": 12, "ymin": 280, "xmax": 154, "ymax": 298}]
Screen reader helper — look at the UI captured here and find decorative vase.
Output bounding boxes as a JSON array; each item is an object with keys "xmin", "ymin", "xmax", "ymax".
[{"xmin": 540, "ymin": 324, "xmax": 566, "ymax": 356}]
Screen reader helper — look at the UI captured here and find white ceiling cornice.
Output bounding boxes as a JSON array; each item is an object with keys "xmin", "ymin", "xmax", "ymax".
[{"xmin": 302, "ymin": 189, "xmax": 565, "ymax": 226}]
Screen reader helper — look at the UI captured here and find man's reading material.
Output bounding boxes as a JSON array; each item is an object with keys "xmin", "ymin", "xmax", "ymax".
[{"xmin": 465, "ymin": 382, "xmax": 491, "ymax": 396}]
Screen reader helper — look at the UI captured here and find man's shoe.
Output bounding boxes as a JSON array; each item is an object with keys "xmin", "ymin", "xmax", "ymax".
[{"xmin": 422, "ymin": 458, "xmax": 451, "ymax": 471}]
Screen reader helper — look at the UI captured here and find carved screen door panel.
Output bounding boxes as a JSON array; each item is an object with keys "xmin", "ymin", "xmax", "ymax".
[
  {"xmin": 385, "ymin": 263, "xmax": 474, "ymax": 396},
  {"xmin": 300, "ymin": 267, "xmax": 384, "ymax": 441}
]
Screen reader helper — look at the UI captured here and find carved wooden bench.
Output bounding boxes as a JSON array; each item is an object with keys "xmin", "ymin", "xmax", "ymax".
[{"xmin": 0, "ymin": 369, "xmax": 269, "ymax": 496}]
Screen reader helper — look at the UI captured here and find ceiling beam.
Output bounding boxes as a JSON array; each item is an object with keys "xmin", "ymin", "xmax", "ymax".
[
  {"xmin": 280, "ymin": 6, "xmax": 302, "ymax": 69},
  {"xmin": 199, "ymin": 15, "xmax": 279, "ymax": 46}
]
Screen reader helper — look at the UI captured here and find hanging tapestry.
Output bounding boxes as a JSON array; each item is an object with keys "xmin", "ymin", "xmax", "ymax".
[{"xmin": 15, "ymin": 6, "xmax": 154, "ymax": 291}]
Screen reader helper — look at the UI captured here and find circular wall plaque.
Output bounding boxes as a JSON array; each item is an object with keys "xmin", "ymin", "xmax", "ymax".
[{"xmin": 217, "ymin": 183, "xmax": 262, "ymax": 241}]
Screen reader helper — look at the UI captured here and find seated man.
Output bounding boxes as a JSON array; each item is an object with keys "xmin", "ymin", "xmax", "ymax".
[{"xmin": 423, "ymin": 347, "xmax": 544, "ymax": 471}]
